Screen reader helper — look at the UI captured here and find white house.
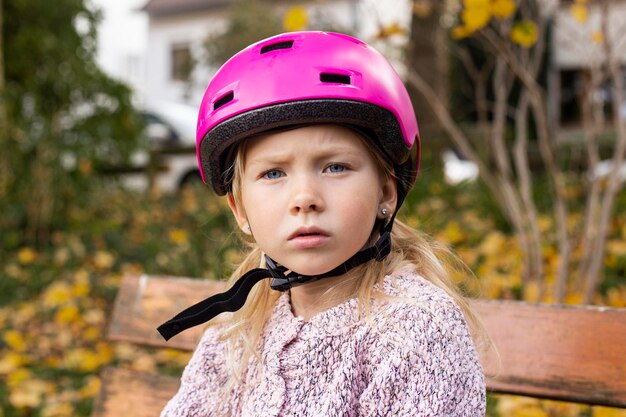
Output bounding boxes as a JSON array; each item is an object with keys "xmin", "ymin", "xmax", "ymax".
[{"xmin": 138, "ymin": 0, "xmax": 413, "ymax": 108}]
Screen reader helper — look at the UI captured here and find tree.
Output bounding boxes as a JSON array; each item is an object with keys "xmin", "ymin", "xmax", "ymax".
[
  {"xmin": 0, "ymin": 0, "xmax": 143, "ymax": 246},
  {"xmin": 406, "ymin": 0, "xmax": 626, "ymax": 303}
]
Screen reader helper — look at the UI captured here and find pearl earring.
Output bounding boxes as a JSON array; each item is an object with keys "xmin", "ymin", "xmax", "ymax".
[
  {"xmin": 246, "ymin": 223, "xmax": 251, "ymax": 232},
  {"xmin": 380, "ymin": 208, "xmax": 389, "ymax": 217}
]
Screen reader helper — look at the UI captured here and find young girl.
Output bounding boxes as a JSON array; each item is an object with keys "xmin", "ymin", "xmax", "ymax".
[{"xmin": 158, "ymin": 31, "xmax": 486, "ymax": 416}]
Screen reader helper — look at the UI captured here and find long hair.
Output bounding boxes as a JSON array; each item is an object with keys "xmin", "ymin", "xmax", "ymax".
[{"xmin": 211, "ymin": 128, "xmax": 489, "ymax": 401}]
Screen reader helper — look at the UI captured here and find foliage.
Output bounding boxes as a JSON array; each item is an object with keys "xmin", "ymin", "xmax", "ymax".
[
  {"xmin": 204, "ymin": 0, "xmax": 284, "ymax": 67},
  {"xmin": 404, "ymin": 0, "xmax": 626, "ymax": 303},
  {"xmin": 204, "ymin": 1, "xmax": 352, "ymax": 68},
  {"xmin": 0, "ymin": 0, "xmax": 144, "ymax": 246}
]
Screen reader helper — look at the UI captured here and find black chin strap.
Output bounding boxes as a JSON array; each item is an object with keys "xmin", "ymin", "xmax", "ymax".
[{"xmin": 157, "ymin": 216, "xmax": 396, "ymax": 341}]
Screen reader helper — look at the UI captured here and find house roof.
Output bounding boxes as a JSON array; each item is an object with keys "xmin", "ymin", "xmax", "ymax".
[{"xmin": 141, "ymin": 0, "xmax": 232, "ymax": 17}]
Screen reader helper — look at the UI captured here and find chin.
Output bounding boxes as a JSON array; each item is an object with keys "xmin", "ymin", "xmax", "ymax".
[{"xmin": 272, "ymin": 256, "xmax": 342, "ymax": 277}]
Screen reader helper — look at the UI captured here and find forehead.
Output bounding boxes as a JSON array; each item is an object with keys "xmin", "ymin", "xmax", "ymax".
[{"xmin": 243, "ymin": 124, "xmax": 371, "ymax": 161}]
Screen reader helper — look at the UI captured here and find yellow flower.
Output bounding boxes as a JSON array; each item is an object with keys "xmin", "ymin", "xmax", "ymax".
[
  {"xmin": 491, "ymin": 0, "xmax": 516, "ymax": 19},
  {"xmin": 510, "ymin": 21, "xmax": 538, "ymax": 47},
  {"xmin": 17, "ymin": 247, "xmax": 37, "ymax": 265},
  {"xmin": 570, "ymin": 4, "xmax": 589, "ymax": 24},
  {"xmin": 283, "ymin": 6, "xmax": 308, "ymax": 32}
]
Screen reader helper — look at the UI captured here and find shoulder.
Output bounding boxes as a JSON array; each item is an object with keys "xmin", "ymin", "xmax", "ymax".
[
  {"xmin": 363, "ymin": 268, "xmax": 477, "ymax": 364},
  {"xmin": 376, "ymin": 268, "xmax": 468, "ymax": 334},
  {"xmin": 358, "ymin": 269, "xmax": 486, "ymax": 416}
]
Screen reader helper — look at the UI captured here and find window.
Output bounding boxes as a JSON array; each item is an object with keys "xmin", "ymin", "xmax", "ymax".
[{"xmin": 171, "ymin": 43, "xmax": 192, "ymax": 81}]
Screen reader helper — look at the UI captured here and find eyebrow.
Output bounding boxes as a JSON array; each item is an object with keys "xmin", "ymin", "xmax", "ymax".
[{"xmin": 246, "ymin": 145, "xmax": 363, "ymax": 166}]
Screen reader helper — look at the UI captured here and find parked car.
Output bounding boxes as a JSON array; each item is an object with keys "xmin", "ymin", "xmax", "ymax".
[{"xmin": 114, "ymin": 100, "xmax": 203, "ymax": 193}]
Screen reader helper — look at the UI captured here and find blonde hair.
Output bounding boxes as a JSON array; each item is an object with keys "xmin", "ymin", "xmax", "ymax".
[{"xmin": 211, "ymin": 127, "xmax": 489, "ymax": 404}]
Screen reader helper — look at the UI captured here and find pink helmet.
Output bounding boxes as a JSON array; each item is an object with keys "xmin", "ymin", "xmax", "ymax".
[{"xmin": 196, "ymin": 31, "xmax": 419, "ymax": 204}]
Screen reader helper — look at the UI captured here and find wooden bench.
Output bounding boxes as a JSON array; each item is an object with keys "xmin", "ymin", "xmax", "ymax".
[{"xmin": 92, "ymin": 274, "xmax": 626, "ymax": 416}]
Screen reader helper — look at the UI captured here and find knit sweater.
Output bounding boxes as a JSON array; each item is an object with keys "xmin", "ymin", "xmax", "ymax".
[{"xmin": 160, "ymin": 269, "xmax": 486, "ymax": 417}]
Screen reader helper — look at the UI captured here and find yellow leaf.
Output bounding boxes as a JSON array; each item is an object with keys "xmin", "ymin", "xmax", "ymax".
[
  {"xmin": 510, "ymin": 21, "xmax": 538, "ymax": 47},
  {"xmin": 592, "ymin": 30, "xmax": 606, "ymax": 44},
  {"xmin": 564, "ymin": 292, "xmax": 583, "ymax": 305},
  {"xmin": 78, "ymin": 376, "xmax": 101, "ymax": 399},
  {"xmin": 594, "ymin": 405, "xmax": 626, "ymax": 416},
  {"xmin": 4, "ymin": 330, "xmax": 27, "ymax": 352},
  {"xmin": 480, "ymin": 231, "xmax": 506, "ymax": 256},
  {"xmin": 93, "ymin": 251, "xmax": 114, "ymax": 270},
  {"xmin": 43, "ymin": 282, "xmax": 72, "ymax": 308},
  {"xmin": 0, "ymin": 352, "xmax": 28, "ymax": 375},
  {"xmin": 605, "ymin": 287, "xmax": 626, "ymax": 308},
  {"xmin": 452, "ymin": 25, "xmax": 472, "ymax": 39},
  {"xmin": 441, "ymin": 221, "xmax": 464, "ymax": 244},
  {"xmin": 9, "ymin": 378, "xmax": 49, "ymax": 409},
  {"xmin": 375, "ymin": 23, "xmax": 407, "ymax": 39},
  {"xmin": 606, "ymin": 239, "xmax": 626, "ymax": 256},
  {"xmin": 17, "ymin": 247, "xmax": 37, "ymax": 265},
  {"xmin": 570, "ymin": 4, "xmax": 588, "ymax": 24},
  {"xmin": 53, "ymin": 247, "xmax": 70, "ymax": 266},
  {"xmin": 491, "ymin": 0, "xmax": 516, "ymax": 19},
  {"xmin": 55, "ymin": 304, "xmax": 80, "ymax": 324},
  {"xmin": 42, "ymin": 402, "xmax": 75, "ymax": 417},
  {"xmin": 64, "ymin": 348, "xmax": 102, "ymax": 372},
  {"xmin": 462, "ymin": 4, "xmax": 492, "ymax": 31},
  {"xmin": 283, "ymin": 6, "xmax": 308, "ymax": 32},
  {"xmin": 168, "ymin": 229, "xmax": 189, "ymax": 245},
  {"xmin": 463, "ymin": 0, "xmax": 490, "ymax": 7},
  {"xmin": 413, "ymin": 0, "xmax": 433, "ymax": 18},
  {"xmin": 7, "ymin": 368, "xmax": 31, "ymax": 386},
  {"xmin": 524, "ymin": 281, "xmax": 541, "ymax": 302}
]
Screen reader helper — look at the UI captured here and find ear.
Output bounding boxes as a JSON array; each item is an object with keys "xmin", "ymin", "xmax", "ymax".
[
  {"xmin": 377, "ymin": 175, "xmax": 398, "ymax": 219},
  {"xmin": 227, "ymin": 193, "xmax": 252, "ymax": 235}
]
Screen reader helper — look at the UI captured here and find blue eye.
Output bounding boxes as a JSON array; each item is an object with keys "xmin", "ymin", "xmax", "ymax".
[
  {"xmin": 326, "ymin": 163, "xmax": 346, "ymax": 173},
  {"xmin": 263, "ymin": 169, "xmax": 284, "ymax": 180}
]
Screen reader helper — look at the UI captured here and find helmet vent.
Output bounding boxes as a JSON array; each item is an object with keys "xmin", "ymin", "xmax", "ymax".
[
  {"xmin": 213, "ymin": 91, "xmax": 234, "ymax": 111},
  {"xmin": 260, "ymin": 40, "xmax": 294, "ymax": 54},
  {"xmin": 320, "ymin": 73, "xmax": 351, "ymax": 85}
]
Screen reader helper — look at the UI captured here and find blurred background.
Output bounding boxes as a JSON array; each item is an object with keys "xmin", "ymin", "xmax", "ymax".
[{"xmin": 1, "ymin": 0, "xmax": 625, "ymax": 416}]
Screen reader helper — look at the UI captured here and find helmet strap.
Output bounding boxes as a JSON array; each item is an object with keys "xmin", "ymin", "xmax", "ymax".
[{"xmin": 157, "ymin": 212, "xmax": 397, "ymax": 341}]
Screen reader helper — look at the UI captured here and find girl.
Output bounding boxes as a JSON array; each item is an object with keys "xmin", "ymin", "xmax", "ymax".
[{"xmin": 158, "ymin": 31, "xmax": 486, "ymax": 416}]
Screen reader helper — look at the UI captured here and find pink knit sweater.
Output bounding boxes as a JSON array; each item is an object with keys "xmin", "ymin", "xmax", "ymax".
[{"xmin": 160, "ymin": 269, "xmax": 486, "ymax": 416}]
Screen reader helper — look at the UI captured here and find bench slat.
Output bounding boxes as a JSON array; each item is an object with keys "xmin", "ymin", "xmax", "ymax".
[
  {"xmin": 473, "ymin": 299, "xmax": 626, "ymax": 407},
  {"xmin": 92, "ymin": 368, "xmax": 179, "ymax": 417},
  {"xmin": 107, "ymin": 274, "xmax": 626, "ymax": 407},
  {"xmin": 108, "ymin": 274, "xmax": 225, "ymax": 351}
]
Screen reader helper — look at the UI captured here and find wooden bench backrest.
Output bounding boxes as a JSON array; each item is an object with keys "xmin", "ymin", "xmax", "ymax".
[{"xmin": 101, "ymin": 274, "xmax": 626, "ymax": 412}]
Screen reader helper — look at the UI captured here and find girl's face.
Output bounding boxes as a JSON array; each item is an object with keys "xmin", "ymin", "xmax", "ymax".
[{"xmin": 228, "ymin": 124, "xmax": 397, "ymax": 277}]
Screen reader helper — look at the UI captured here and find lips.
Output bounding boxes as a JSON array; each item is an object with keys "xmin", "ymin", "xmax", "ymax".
[
  {"xmin": 288, "ymin": 226, "xmax": 330, "ymax": 240},
  {"xmin": 288, "ymin": 226, "xmax": 330, "ymax": 249}
]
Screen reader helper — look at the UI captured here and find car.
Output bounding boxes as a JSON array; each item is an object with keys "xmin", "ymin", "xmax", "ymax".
[{"xmin": 117, "ymin": 100, "xmax": 203, "ymax": 193}]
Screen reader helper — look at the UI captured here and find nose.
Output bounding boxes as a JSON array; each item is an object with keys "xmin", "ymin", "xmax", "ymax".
[{"xmin": 289, "ymin": 174, "xmax": 325, "ymax": 215}]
